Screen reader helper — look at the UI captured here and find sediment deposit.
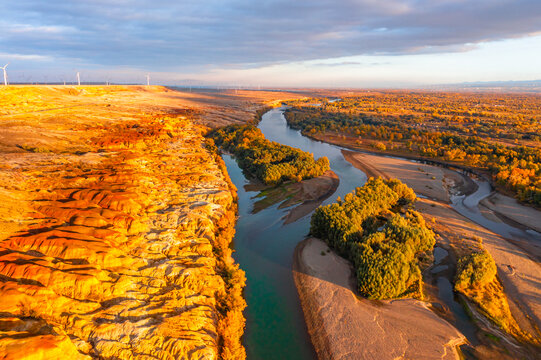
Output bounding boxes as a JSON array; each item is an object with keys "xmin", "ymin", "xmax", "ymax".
[
  {"xmin": 0, "ymin": 86, "xmax": 244, "ymax": 359},
  {"xmin": 342, "ymin": 150, "xmax": 541, "ymax": 356},
  {"xmin": 294, "ymin": 238, "xmax": 466, "ymax": 360}
]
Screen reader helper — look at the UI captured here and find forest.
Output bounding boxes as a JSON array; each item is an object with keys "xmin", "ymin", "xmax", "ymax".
[
  {"xmin": 310, "ymin": 178, "xmax": 435, "ymax": 299},
  {"xmin": 207, "ymin": 124, "xmax": 330, "ymax": 185},
  {"xmin": 285, "ymin": 92, "xmax": 541, "ymax": 206}
]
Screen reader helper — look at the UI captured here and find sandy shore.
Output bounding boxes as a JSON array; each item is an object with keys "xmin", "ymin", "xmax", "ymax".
[
  {"xmin": 293, "ymin": 238, "xmax": 466, "ymax": 360},
  {"xmin": 341, "ymin": 150, "xmax": 479, "ymax": 202},
  {"xmin": 283, "ymin": 170, "xmax": 340, "ymax": 224},
  {"xmin": 342, "ymin": 150, "xmax": 541, "ymax": 341},
  {"xmin": 481, "ymin": 193, "xmax": 541, "ymax": 233},
  {"xmin": 416, "ymin": 199, "xmax": 541, "ymax": 338},
  {"xmin": 341, "ymin": 150, "xmax": 389, "ymax": 180},
  {"xmin": 248, "ymin": 170, "xmax": 339, "ymax": 224}
]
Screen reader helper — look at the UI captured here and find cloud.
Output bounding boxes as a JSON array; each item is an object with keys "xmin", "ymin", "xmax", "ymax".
[
  {"xmin": 4, "ymin": 23, "xmax": 75, "ymax": 34},
  {"xmin": 1, "ymin": 0, "xmax": 540, "ymax": 72},
  {"xmin": 0, "ymin": 52, "xmax": 53, "ymax": 61},
  {"xmin": 309, "ymin": 60, "xmax": 389, "ymax": 67}
]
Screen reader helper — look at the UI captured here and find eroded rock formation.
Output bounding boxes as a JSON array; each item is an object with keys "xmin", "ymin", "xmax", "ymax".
[{"xmin": 0, "ymin": 87, "xmax": 245, "ymax": 359}]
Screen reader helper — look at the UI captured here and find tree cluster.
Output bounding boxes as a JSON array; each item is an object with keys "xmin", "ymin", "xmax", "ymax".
[
  {"xmin": 310, "ymin": 178, "xmax": 435, "ymax": 299},
  {"xmin": 286, "ymin": 91, "xmax": 540, "ymax": 141},
  {"xmin": 454, "ymin": 250, "xmax": 497, "ymax": 293},
  {"xmin": 284, "ymin": 95, "xmax": 541, "ymax": 206},
  {"xmin": 208, "ymin": 124, "xmax": 329, "ymax": 185}
]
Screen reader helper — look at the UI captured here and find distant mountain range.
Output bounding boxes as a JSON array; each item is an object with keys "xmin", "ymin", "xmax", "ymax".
[{"xmin": 429, "ymin": 80, "xmax": 541, "ymax": 93}]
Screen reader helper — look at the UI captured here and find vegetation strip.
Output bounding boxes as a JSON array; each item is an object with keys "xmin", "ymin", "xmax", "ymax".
[{"xmin": 208, "ymin": 124, "xmax": 330, "ymax": 185}]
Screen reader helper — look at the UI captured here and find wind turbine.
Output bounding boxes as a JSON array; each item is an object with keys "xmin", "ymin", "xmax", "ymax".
[
  {"xmin": 76, "ymin": 71, "xmax": 81, "ymax": 86},
  {"xmin": 1, "ymin": 63, "xmax": 9, "ymax": 85},
  {"xmin": 146, "ymin": 73, "xmax": 150, "ymax": 86}
]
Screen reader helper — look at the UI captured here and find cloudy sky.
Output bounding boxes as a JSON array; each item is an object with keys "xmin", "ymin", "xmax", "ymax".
[{"xmin": 2, "ymin": 0, "xmax": 541, "ymax": 87}]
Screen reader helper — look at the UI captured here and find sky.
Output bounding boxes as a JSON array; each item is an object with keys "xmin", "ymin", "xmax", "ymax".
[{"xmin": 1, "ymin": 0, "xmax": 541, "ymax": 87}]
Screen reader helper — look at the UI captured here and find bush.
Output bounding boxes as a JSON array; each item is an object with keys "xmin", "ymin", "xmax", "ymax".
[
  {"xmin": 352, "ymin": 234, "xmax": 414, "ymax": 299},
  {"xmin": 455, "ymin": 250, "xmax": 497, "ymax": 292}
]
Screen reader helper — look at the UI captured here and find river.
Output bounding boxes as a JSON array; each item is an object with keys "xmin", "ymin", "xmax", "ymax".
[
  {"xmin": 451, "ymin": 180, "xmax": 541, "ymax": 243},
  {"xmin": 224, "ymin": 106, "xmax": 540, "ymax": 359},
  {"xmin": 224, "ymin": 107, "xmax": 366, "ymax": 359}
]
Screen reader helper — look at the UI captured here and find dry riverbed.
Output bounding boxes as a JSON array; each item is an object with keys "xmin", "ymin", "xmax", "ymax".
[{"xmin": 481, "ymin": 193, "xmax": 541, "ymax": 234}]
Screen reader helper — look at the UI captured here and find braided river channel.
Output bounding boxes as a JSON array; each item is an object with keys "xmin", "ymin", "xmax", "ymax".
[{"xmin": 223, "ymin": 107, "xmax": 541, "ymax": 359}]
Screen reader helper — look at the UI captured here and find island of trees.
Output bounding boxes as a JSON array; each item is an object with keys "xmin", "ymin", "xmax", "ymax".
[
  {"xmin": 208, "ymin": 124, "xmax": 330, "ymax": 185},
  {"xmin": 285, "ymin": 92, "xmax": 541, "ymax": 206},
  {"xmin": 310, "ymin": 178, "xmax": 435, "ymax": 299}
]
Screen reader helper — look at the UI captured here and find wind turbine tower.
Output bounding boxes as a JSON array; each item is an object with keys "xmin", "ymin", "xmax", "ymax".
[
  {"xmin": 146, "ymin": 73, "xmax": 150, "ymax": 86},
  {"xmin": 77, "ymin": 72, "xmax": 81, "ymax": 86},
  {"xmin": 1, "ymin": 63, "xmax": 9, "ymax": 86}
]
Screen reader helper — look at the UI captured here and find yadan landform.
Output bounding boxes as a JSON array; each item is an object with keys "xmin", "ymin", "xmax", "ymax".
[{"xmin": 2, "ymin": 1, "xmax": 541, "ymax": 359}]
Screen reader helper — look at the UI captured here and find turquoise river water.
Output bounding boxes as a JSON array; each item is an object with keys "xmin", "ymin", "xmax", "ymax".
[{"xmin": 224, "ymin": 107, "xmax": 366, "ymax": 359}]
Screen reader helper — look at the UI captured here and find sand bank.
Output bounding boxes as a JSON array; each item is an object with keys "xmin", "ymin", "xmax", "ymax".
[
  {"xmin": 293, "ymin": 238, "xmax": 466, "ymax": 360},
  {"xmin": 248, "ymin": 170, "xmax": 339, "ymax": 224},
  {"xmin": 283, "ymin": 170, "xmax": 340, "ymax": 224},
  {"xmin": 341, "ymin": 150, "xmax": 479, "ymax": 202},
  {"xmin": 481, "ymin": 193, "xmax": 541, "ymax": 233},
  {"xmin": 342, "ymin": 150, "xmax": 541, "ymax": 341}
]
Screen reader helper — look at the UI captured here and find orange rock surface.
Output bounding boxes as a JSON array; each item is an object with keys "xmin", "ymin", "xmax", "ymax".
[{"xmin": 0, "ymin": 86, "xmax": 245, "ymax": 359}]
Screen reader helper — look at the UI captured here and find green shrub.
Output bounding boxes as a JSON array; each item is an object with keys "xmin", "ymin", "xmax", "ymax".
[
  {"xmin": 383, "ymin": 212, "xmax": 435, "ymax": 254},
  {"xmin": 310, "ymin": 178, "xmax": 434, "ymax": 299},
  {"xmin": 208, "ymin": 125, "xmax": 329, "ymax": 185},
  {"xmin": 455, "ymin": 251, "xmax": 497, "ymax": 292},
  {"xmin": 352, "ymin": 234, "xmax": 415, "ymax": 299}
]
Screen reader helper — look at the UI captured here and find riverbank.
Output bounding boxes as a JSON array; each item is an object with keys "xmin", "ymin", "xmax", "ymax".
[
  {"xmin": 293, "ymin": 237, "xmax": 466, "ymax": 359},
  {"xmin": 341, "ymin": 150, "xmax": 479, "ymax": 202},
  {"xmin": 283, "ymin": 170, "xmax": 340, "ymax": 224},
  {"xmin": 480, "ymin": 193, "xmax": 541, "ymax": 234},
  {"xmin": 341, "ymin": 149, "xmax": 541, "ymax": 354},
  {"xmin": 342, "ymin": 151, "xmax": 541, "ymax": 255},
  {"xmin": 247, "ymin": 170, "xmax": 339, "ymax": 224},
  {"xmin": 302, "ymin": 131, "xmax": 494, "ymax": 182}
]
